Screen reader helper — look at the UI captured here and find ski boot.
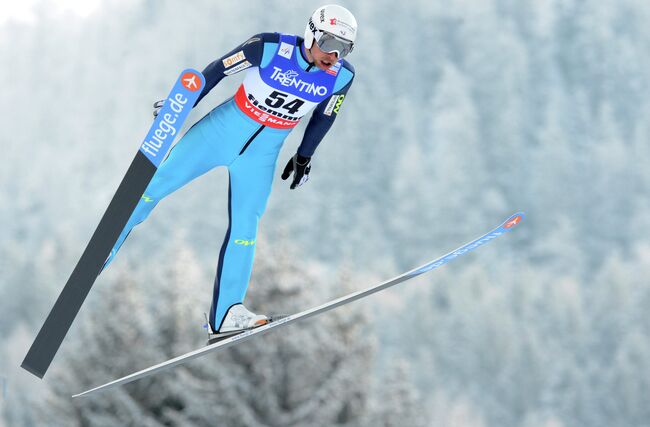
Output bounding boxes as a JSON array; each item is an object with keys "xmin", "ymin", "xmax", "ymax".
[{"xmin": 204, "ymin": 304, "xmax": 269, "ymax": 345}]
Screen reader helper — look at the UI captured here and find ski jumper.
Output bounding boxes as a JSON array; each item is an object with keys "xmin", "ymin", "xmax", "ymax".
[{"xmin": 102, "ymin": 33, "xmax": 355, "ymax": 330}]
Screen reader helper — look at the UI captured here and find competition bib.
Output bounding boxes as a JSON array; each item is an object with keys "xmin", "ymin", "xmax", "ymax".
[{"xmin": 234, "ymin": 34, "xmax": 340, "ymax": 129}]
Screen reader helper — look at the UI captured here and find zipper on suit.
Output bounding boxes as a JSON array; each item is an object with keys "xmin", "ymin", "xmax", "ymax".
[{"xmin": 239, "ymin": 125, "xmax": 265, "ymax": 155}]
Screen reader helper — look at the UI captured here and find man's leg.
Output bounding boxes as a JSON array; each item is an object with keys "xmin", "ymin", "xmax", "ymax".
[
  {"xmin": 209, "ymin": 149, "xmax": 280, "ymax": 330},
  {"xmin": 102, "ymin": 118, "xmax": 228, "ymax": 271}
]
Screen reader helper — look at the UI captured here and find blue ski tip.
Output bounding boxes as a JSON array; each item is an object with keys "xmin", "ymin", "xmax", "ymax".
[
  {"xmin": 409, "ymin": 212, "xmax": 524, "ymax": 276},
  {"xmin": 498, "ymin": 212, "xmax": 525, "ymax": 232}
]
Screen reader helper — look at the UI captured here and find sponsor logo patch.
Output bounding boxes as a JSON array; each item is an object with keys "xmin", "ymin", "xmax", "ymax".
[
  {"xmin": 222, "ymin": 50, "xmax": 246, "ymax": 68},
  {"xmin": 270, "ymin": 67, "xmax": 328, "ymax": 96},
  {"xmin": 323, "ymin": 95, "xmax": 339, "ymax": 116},
  {"xmin": 333, "ymin": 94, "xmax": 345, "ymax": 114},
  {"xmin": 234, "ymin": 239, "xmax": 256, "ymax": 246},
  {"xmin": 278, "ymin": 42, "xmax": 294, "ymax": 60},
  {"xmin": 504, "ymin": 215, "xmax": 523, "ymax": 229},
  {"xmin": 326, "ymin": 61, "xmax": 341, "ymax": 76},
  {"xmin": 181, "ymin": 71, "xmax": 202, "ymax": 92},
  {"xmin": 223, "ymin": 60, "xmax": 252, "ymax": 75}
]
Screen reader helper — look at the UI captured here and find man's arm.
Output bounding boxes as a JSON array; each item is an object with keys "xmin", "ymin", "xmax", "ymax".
[
  {"xmin": 282, "ymin": 61, "xmax": 355, "ymax": 189},
  {"xmin": 297, "ymin": 61, "xmax": 355, "ymax": 157},
  {"xmin": 194, "ymin": 33, "xmax": 277, "ymax": 106}
]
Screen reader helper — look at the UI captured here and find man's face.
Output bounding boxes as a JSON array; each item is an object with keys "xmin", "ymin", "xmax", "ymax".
[{"xmin": 309, "ymin": 41, "xmax": 339, "ymax": 71}]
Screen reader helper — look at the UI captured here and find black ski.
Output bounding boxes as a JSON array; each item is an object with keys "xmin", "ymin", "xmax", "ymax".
[{"xmin": 21, "ymin": 69, "xmax": 205, "ymax": 378}]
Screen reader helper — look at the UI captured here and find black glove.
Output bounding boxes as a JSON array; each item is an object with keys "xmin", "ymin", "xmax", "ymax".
[
  {"xmin": 281, "ymin": 154, "xmax": 312, "ymax": 189},
  {"xmin": 153, "ymin": 100, "xmax": 164, "ymax": 118}
]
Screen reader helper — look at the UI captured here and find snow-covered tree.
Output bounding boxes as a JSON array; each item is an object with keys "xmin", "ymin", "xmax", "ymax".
[
  {"xmin": 32, "ymin": 238, "xmax": 424, "ymax": 426},
  {"xmin": 367, "ymin": 361, "xmax": 427, "ymax": 427},
  {"xmin": 5, "ymin": 0, "xmax": 650, "ymax": 425}
]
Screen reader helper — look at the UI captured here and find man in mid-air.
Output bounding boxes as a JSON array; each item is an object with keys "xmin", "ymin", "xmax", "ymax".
[{"xmin": 101, "ymin": 5, "xmax": 358, "ymax": 337}]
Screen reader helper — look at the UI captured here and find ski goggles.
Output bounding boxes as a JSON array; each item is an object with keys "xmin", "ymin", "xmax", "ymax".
[{"xmin": 316, "ymin": 31, "xmax": 354, "ymax": 58}]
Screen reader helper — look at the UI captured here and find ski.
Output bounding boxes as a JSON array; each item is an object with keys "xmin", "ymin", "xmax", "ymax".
[
  {"xmin": 21, "ymin": 70, "xmax": 206, "ymax": 379},
  {"xmin": 72, "ymin": 212, "xmax": 524, "ymax": 398}
]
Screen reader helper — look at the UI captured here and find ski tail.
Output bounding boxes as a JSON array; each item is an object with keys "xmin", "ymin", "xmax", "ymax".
[{"xmin": 21, "ymin": 69, "xmax": 206, "ymax": 379}]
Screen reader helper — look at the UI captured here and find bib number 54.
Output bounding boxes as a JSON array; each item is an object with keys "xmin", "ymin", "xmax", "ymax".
[{"xmin": 265, "ymin": 91, "xmax": 304, "ymax": 114}]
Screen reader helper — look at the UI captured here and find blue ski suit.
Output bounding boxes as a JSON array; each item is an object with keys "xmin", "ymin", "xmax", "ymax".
[{"xmin": 103, "ymin": 33, "xmax": 355, "ymax": 330}]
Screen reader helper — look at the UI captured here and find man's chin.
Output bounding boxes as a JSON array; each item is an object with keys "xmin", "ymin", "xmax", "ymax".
[{"xmin": 315, "ymin": 61, "xmax": 331, "ymax": 71}]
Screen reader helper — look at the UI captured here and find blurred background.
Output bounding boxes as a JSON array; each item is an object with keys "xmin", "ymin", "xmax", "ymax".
[{"xmin": 1, "ymin": 0, "xmax": 650, "ymax": 425}]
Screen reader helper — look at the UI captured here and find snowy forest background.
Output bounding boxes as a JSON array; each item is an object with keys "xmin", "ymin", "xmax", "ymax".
[{"xmin": 2, "ymin": 0, "xmax": 650, "ymax": 425}]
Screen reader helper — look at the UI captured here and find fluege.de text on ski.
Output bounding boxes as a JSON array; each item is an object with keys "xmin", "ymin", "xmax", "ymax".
[{"xmin": 140, "ymin": 93, "xmax": 188, "ymax": 159}]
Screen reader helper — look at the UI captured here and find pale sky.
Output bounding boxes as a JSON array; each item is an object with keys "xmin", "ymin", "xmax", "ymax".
[{"xmin": 0, "ymin": 0, "xmax": 103, "ymax": 26}]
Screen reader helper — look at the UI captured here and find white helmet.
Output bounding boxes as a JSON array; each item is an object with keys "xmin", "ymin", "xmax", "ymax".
[{"xmin": 304, "ymin": 4, "xmax": 357, "ymax": 58}]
